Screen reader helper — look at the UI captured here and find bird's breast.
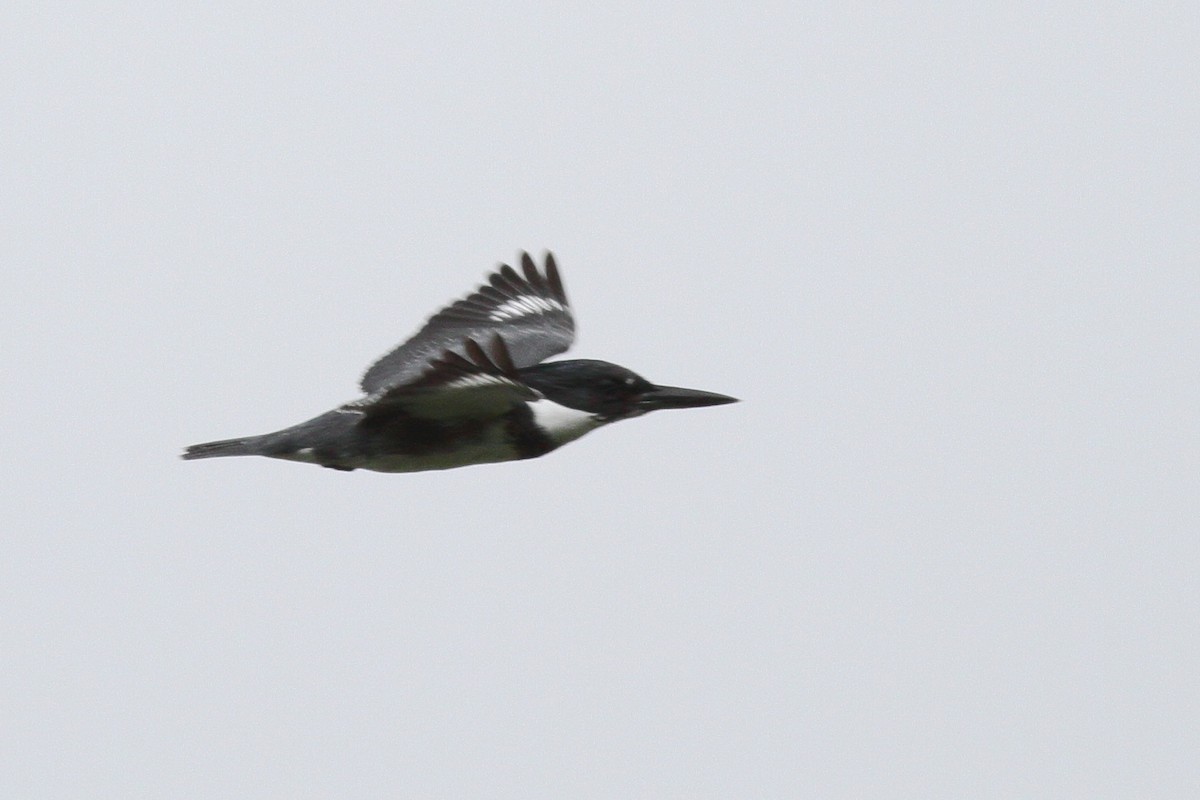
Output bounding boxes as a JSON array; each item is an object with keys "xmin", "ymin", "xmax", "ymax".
[
  {"xmin": 351, "ymin": 402, "xmax": 589, "ymax": 473},
  {"xmin": 526, "ymin": 399, "xmax": 602, "ymax": 445}
]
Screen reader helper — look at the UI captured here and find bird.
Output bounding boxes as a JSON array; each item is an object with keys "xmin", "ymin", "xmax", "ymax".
[{"xmin": 182, "ymin": 252, "xmax": 737, "ymax": 472}]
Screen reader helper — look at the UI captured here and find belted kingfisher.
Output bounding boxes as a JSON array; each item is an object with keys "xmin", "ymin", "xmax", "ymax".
[{"xmin": 182, "ymin": 252, "xmax": 737, "ymax": 472}]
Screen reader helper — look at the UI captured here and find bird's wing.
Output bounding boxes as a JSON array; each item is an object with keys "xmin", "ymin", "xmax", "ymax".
[
  {"xmin": 349, "ymin": 335, "xmax": 540, "ymax": 422},
  {"xmin": 359, "ymin": 252, "xmax": 574, "ymax": 394}
]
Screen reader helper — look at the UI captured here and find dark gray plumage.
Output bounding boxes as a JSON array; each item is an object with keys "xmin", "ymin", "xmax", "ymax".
[{"xmin": 359, "ymin": 252, "xmax": 574, "ymax": 394}]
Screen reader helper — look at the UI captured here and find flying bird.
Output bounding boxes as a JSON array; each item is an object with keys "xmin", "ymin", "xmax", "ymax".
[{"xmin": 182, "ymin": 252, "xmax": 737, "ymax": 472}]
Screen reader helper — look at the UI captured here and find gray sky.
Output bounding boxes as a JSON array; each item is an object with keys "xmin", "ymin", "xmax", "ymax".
[{"xmin": 3, "ymin": 4, "xmax": 1197, "ymax": 798}]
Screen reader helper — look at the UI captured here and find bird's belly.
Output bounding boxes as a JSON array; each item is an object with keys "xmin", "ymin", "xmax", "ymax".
[
  {"xmin": 265, "ymin": 405, "xmax": 576, "ymax": 473},
  {"xmin": 352, "ymin": 402, "xmax": 599, "ymax": 472},
  {"xmin": 352, "ymin": 438, "xmax": 525, "ymax": 473},
  {"xmin": 349, "ymin": 416, "xmax": 543, "ymax": 473}
]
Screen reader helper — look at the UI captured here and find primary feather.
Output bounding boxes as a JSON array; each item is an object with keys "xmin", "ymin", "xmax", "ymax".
[{"xmin": 359, "ymin": 252, "xmax": 574, "ymax": 394}]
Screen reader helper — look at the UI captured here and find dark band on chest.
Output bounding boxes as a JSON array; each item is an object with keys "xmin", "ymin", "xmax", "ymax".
[{"xmin": 505, "ymin": 404, "xmax": 556, "ymax": 459}]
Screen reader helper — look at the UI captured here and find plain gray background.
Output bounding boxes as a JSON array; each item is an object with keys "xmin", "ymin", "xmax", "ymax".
[{"xmin": 3, "ymin": 4, "xmax": 1196, "ymax": 798}]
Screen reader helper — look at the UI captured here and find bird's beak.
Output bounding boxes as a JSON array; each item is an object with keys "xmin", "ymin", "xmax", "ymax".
[{"xmin": 636, "ymin": 385, "xmax": 739, "ymax": 411}]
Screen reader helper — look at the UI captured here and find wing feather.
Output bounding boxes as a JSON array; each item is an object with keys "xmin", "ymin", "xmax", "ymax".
[
  {"xmin": 351, "ymin": 335, "xmax": 539, "ymax": 422},
  {"xmin": 360, "ymin": 252, "xmax": 574, "ymax": 394}
]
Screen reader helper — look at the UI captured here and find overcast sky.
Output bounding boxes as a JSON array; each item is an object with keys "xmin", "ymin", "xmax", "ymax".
[{"xmin": 3, "ymin": 4, "xmax": 1197, "ymax": 798}]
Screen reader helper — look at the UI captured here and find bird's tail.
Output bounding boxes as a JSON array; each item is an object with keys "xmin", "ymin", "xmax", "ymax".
[{"xmin": 181, "ymin": 436, "xmax": 262, "ymax": 460}]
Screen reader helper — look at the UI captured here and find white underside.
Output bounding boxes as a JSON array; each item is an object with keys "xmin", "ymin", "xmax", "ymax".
[{"xmin": 527, "ymin": 399, "xmax": 602, "ymax": 445}]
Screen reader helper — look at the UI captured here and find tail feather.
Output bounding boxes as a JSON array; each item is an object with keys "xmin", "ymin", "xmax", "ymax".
[{"xmin": 182, "ymin": 436, "xmax": 261, "ymax": 460}]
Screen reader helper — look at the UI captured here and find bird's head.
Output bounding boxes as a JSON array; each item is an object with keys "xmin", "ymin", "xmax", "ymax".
[{"xmin": 521, "ymin": 360, "xmax": 738, "ymax": 421}]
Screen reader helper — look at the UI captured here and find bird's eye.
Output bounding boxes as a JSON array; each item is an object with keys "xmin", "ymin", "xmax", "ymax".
[{"xmin": 624, "ymin": 377, "xmax": 636, "ymax": 386}]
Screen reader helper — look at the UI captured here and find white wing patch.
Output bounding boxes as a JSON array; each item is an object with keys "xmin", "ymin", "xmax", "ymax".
[
  {"xmin": 489, "ymin": 295, "xmax": 567, "ymax": 322},
  {"xmin": 446, "ymin": 373, "xmax": 514, "ymax": 390}
]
